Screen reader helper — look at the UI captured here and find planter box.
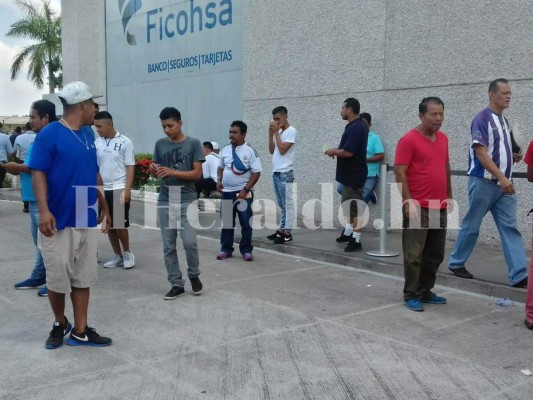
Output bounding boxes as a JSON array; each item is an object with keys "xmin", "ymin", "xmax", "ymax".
[{"xmin": 131, "ymin": 189, "xmax": 158, "ymax": 203}]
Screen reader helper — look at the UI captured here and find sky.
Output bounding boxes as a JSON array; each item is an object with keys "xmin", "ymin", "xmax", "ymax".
[{"xmin": 0, "ymin": 0, "xmax": 61, "ymax": 116}]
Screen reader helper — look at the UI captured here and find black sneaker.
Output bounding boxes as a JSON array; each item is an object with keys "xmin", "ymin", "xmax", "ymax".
[
  {"xmin": 267, "ymin": 230, "xmax": 282, "ymax": 240},
  {"xmin": 66, "ymin": 326, "xmax": 112, "ymax": 347},
  {"xmin": 512, "ymin": 277, "xmax": 528, "ymax": 288},
  {"xmin": 190, "ymin": 277, "xmax": 203, "ymax": 295},
  {"xmin": 336, "ymin": 229, "xmax": 351, "ymax": 243},
  {"xmin": 164, "ymin": 286, "xmax": 185, "ymax": 300},
  {"xmin": 273, "ymin": 233, "xmax": 293, "ymax": 244},
  {"xmin": 449, "ymin": 266, "xmax": 474, "ymax": 279},
  {"xmin": 345, "ymin": 238, "xmax": 362, "ymax": 252},
  {"xmin": 45, "ymin": 317, "xmax": 72, "ymax": 349}
]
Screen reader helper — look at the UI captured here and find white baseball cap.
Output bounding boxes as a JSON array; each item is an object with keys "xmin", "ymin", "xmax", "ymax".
[
  {"xmin": 211, "ymin": 141, "xmax": 220, "ymax": 150},
  {"xmin": 58, "ymin": 81, "xmax": 102, "ymax": 105}
]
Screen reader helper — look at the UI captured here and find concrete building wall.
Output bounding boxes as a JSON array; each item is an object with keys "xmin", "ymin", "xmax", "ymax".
[
  {"xmin": 62, "ymin": 0, "xmax": 533, "ymax": 245},
  {"xmin": 61, "ymin": 0, "xmax": 107, "ymax": 106}
]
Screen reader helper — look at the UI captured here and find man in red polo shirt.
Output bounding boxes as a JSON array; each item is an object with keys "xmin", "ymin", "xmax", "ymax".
[{"xmin": 394, "ymin": 97, "xmax": 452, "ymax": 312}]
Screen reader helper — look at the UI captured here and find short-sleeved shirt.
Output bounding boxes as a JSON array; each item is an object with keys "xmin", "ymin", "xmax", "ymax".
[
  {"xmin": 0, "ymin": 134, "xmax": 13, "ymax": 161},
  {"xmin": 336, "ymin": 118, "xmax": 368, "ymax": 189},
  {"xmin": 95, "ymin": 131, "xmax": 135, "ymax": 190},
  {"xmin": 152, "ymin": 136, "xmax": 205, "ymax": 203},
  {"xmin": 271, "ymin": 126, "xmax": 297, "ymax": 173},
  {"xmin": 219, "ymin": 143, "xmax": 262, "ymax": 192},
  {"xmin": 468, "ymin": 108, "xmax": 513, "ymax": 180},
  {"xmin": 395, "ymin": 129, "xmax": 449, "ymax": 209},
  {"xmin": 14, "ymin": 132, "xmax": 36, "ymax": 161},
  {"xmin": 28, "ymin": 121, "xmax": 99, "ymax": 229},
  {"xmin": 20, "ymin": 142, "xmax": 35, "ymax": 202},
  {"xmin": 366, "ymin": 130, "xmax": 384, "ymax": 177},
  {"xmin": 524, "ymin": 140, "xmax": 533, "ymax": 166},
  {"xmin": 202, "ymin": 152, "xmax": 220, "ymax": 180}
]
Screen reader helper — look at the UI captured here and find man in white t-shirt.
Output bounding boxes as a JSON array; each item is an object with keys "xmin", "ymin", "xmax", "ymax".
[
  {"xmin": 14, "ymin": 125, "xmax": 37, "ymax": 212},
  {"xmin": 196, "ymin": 141, "xmax": 220, "ymax": 198},
  {"xmin": 217, "ymin": 121, "xmax": 262, "ymax": 261},
  {"xmin": 94, "ymin": 111, "xmax": 136, "ymax": 269},
  {"xmin": 267, "ymin": 106, "xmax": 297, "ymax": 244}
]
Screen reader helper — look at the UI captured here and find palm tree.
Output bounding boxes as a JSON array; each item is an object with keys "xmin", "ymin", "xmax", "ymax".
[{"xmin": 6, "ymin": 0, "xmax": 62, "ymax": 93}]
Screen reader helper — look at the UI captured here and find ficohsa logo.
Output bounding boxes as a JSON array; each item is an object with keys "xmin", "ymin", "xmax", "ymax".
[
  {"xmin": 119, "ymin": 0, "xmax": 143, "ymax": 46},
  {"xmin": 146, "ymin": 0, "xmax": 233, "ymax": 43}
]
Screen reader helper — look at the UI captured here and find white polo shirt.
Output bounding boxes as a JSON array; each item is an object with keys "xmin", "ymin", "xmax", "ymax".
[
  {"xmin": 219, "ymin": 143, "xmax": 262, "ymax": 192},
  {"xmin": 95, "ymin": 131, "xmax": 135, "ymax": 190}
]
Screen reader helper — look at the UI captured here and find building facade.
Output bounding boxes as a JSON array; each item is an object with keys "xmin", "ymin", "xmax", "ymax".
[{"xmin": 62, "ymin": 0, "xmax": 533, "ymax": 245}]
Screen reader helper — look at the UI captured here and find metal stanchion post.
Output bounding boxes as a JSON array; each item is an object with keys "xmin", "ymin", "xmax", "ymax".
[{"xmin": 367, "ymin": 163, "xmax": 399, "ymax": 257}]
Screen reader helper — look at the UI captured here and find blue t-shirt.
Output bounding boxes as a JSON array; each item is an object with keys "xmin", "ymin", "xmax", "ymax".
[
  {"xmin": 28, "ymin": 121, "xmax": 99, "ymax": 229},
  {"xmin": 366, "ymin": 131, "xmax": 384, "ymax": 177},
  {"xmin": 20, "ymin": 142, "xmax": 35, "ymax": 202}
]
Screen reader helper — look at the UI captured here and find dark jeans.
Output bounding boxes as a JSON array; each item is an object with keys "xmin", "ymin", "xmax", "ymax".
[
  {"xmin": 402, "ymin": 207, "xmax": 447, "ymax": 301},
  {"xmin": 196, "ymin": 178, "xmax": 217, "ymax": 198},
  {"xmin": 220, "ymin": 191, "xmax": 253, "ymax": 255}
]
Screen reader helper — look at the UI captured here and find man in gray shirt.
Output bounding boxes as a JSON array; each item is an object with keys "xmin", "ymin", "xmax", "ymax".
[
  {"xmin": 0, "ymin": 133, "xmax": 14, "ymax": 187},
  {"xmin": 149, "ymin": 107, "xmax": 205, "ymax": 300}
]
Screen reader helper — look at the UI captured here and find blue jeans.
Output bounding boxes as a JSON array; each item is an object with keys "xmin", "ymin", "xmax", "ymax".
[
  {"xmin": 220, "ymin": 191, "xmax": 253, "ymax": 255},
  {"xmin": 29, "ymin": 201, "xmax": 46, "ymax": 281},
  {"xmin": 273, "ymin": 170, "xmax": 295, "ymax": 231},
  {"xmin": 337, "ymin": 176, "xmax": 379, "ymax": 203},
  {"xmin": 449, "ymin": 177, "xmax": 527, "ymax": 285},
  {"xmin": 158, "ymin": 201, "xmax": 200, "ymax": 288}
]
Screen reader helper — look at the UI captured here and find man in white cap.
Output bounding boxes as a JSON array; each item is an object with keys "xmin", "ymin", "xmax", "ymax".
[
  {"xmin": 29, "ymin": 81, "xmax": 113, "ymax": 349},
  {"xmin": 196, "ymin": 141, "xmax": 220, "ymax": 198}
]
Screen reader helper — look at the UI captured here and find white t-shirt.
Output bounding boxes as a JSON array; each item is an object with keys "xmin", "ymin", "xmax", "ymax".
[
  {"xmin": 202, "ymin": 152, "xmax": 220, "ymax": 180},
  {"xmin": 271, "ymin": 126, "xmax": 297, "ymax": 172},
  {"xmin": 219, "ymin": 143, "xmax": 262, "ymax": 192},
  {"xmin": 95, "ymin": 131, "xmax": 135, "ymax": 190},
  {"xmin": 14, "ymin": 132, "xmax": 36, "ymax": 161}
]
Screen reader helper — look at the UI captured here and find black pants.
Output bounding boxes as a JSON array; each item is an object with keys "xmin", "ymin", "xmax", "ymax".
[{"xmin": 196, "ymin": 178, "xmax": 217, "ymax": 198}]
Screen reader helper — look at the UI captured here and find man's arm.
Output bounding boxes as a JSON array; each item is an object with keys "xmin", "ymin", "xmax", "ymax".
[
  {"xmin": 394, "ymin": 164, "xmax": 418, "ymax": 219},
  {"xmin": 216, "ymin": 166, "xmax": 224, "ymax": 191},
  {"xmin": 97, "ymin": 173, "xmax": 111, "ymax": 233},
  {"xmin": 156, "ymin": 161, "xmax": 202, "ymax": 181},
  {"xmin": 1, "ymin": 162, "xmax": 30, "ymax": 175},
  {"xmin": 473, "ymin": 144, "xmax": 514, "ymax": 193},
  {"xmin": 527, "ymin": 164, "xmax": 533, "ymax": 182},
  {"xmin": 122, "ymin": 165, "xmax": 134, "ymax": 203},
  {"xmin": 32, "ymin": 170, "xmax": 56, "ymax": 236},
  {"xmin": 325, "ymin": 148, "xmax": 353, "ymax": 158},
  {"xmin": 237, "ymin": 172, "xmax": 261, "ymax": 200},
  {"xmin": 272, "ymin": 131, "xmax": 293, "ymax": 155},
  {"xmin": 367, "ymin": 153, "xmax": 385, "ymax": 163}
]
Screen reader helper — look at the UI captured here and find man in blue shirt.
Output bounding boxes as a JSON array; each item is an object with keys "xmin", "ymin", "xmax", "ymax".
[
  {"xmin": 4, "ymin": 100, "xmax": 58, "ymax": 297},
  {"xmin": 29, "ymin": 81, "xmax": 112, "ymax": 349}
]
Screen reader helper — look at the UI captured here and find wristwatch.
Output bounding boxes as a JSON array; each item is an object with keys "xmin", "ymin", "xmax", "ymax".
[{"xmin": 243, "ymin": 187, "xmax": 250, "ymax": 193}]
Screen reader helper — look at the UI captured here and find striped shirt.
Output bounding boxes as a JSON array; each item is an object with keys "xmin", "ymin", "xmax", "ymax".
[{"xmin": 468, "ymin": 107, "xmax": 513, "ymax": 180}]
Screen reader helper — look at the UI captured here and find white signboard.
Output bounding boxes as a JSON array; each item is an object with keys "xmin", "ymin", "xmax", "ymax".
[{"xmin": 105, "ymin": 0, "xmax": 243, "ymax": 152}]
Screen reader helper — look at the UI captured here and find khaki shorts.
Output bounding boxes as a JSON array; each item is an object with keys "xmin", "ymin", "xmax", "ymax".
[
  {"xmin": 341, "ymin": 185, "xmax": 363, "ymax": 220},
  {"xmin": 39, "ymin": 228, "xmax": 98, "ymax": 293}
]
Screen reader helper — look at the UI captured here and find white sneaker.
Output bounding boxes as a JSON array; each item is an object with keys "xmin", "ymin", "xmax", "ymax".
[
  {"xmin": 103, "ymin": 254, "xmax": 123, "ymax": 268},
  {"xmin": 123, "ymin": 251, "xmax": 135, "ymax": 269}
]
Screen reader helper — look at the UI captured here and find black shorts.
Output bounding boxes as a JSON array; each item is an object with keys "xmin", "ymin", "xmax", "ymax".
[{"xmin": 104, "ymin": 189, "xmax": 130, "ymax": 229}]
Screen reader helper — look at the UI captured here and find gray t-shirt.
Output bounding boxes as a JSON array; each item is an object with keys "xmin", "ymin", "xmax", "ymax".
[{"xmin": 153, "ymin": 136, "xmax": 205, "ymax": 203}]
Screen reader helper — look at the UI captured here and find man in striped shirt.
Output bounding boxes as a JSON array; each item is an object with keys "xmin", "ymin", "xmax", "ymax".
[{"xmin": 448, "ymin": 79, "xmax": 528, "ymax": 288}]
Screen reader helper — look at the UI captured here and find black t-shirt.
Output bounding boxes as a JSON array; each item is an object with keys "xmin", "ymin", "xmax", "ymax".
[{"xmin": 335, "ymin": 118, "xmax": 369, "ymax": 189}]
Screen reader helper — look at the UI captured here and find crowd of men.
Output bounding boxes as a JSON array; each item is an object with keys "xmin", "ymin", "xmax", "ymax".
[{"xmin": 1, "ymin": 77, "xmax": 531, "ymax": 350}]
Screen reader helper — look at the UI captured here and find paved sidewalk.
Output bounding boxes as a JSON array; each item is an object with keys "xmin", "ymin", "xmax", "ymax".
[{"xmin": 1, "ymin": 196, "xmax": 532, "ymax": 399}]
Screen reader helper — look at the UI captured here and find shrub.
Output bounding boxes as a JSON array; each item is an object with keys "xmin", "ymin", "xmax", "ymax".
[{"xmin": 133, "ymin": 153, "xmax": 152, "ymax": 189}]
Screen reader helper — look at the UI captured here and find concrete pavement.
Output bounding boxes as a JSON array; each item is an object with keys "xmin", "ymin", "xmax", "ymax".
[{"xmin": 1, "ymin": 193, "xmax": 532, "ymax": 399}]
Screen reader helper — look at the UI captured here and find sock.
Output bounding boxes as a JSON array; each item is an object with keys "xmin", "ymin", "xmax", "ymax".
[
  {"xmin": 353, "ymin": 232, "xmax": 361, "ymax": 242},
  {"xmin": 344, "ymin": 224, "xmax": 353, "ymax": 236}
]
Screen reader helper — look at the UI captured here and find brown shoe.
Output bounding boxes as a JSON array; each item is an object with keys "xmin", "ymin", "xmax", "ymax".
[
  {"xmin": 512, "ymin": 277, "xmax": 528, "ymax": 288},
  {"xmin": 525, "ymin": 320, "xmax": 533, "ymax": 330}
]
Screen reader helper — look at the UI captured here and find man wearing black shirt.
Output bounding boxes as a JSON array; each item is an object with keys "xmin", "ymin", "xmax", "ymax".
[{"xmin": 325, "ymin": 98, "xmax": 369, "ymax": 251}]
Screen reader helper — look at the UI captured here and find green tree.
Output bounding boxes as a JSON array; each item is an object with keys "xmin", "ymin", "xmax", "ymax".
[{"xmin": 6, "ymin": 0, "xmax": 62, "ymax": 93}]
